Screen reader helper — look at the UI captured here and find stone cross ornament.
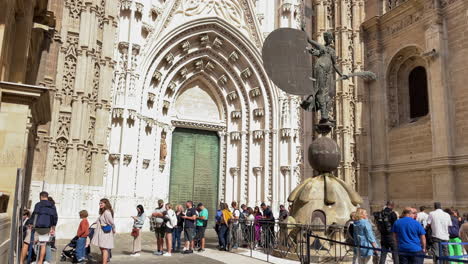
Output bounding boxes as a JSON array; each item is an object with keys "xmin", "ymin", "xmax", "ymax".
[{"xmin": 262, "ymin": 28, "xmax": 376, "ymax": 133}]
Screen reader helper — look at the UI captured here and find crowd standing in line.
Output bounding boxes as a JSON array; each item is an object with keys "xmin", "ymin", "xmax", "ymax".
[{"xmin": 347, "ymin": 201, "xmax": 468, "ymax": 264}]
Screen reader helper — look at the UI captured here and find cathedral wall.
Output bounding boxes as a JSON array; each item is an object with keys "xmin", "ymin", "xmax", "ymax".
[{"xmin": 363, "ymin": 0, "xmax": 468, "ymax": 212}]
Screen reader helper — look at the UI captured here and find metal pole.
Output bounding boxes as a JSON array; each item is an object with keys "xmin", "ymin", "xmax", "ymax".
[
  {"xmin": 9, "ymin": 168, "xmax": 23, "ymax": 264},
  {"xmin": 305, "ymin": 230, "xmax": 310, "ymax": 263}
]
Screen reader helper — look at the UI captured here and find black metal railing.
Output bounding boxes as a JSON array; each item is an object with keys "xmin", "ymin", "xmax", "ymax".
[{"xmin": 221, "ymin": 219, "xmax": 468, "ymax": 264}]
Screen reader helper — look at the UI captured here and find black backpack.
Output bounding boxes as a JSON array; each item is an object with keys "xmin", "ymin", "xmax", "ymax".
[{"xmin": 374, "ymin": 209, "xmax": 393, "ymax": 234}]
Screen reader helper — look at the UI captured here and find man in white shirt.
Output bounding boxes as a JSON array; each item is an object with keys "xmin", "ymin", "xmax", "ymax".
[
  {"xmin": 427, "ymin": 202, "xmax": 452, "ymax": 264},
  {"xmin": 416, "ymin": 206, "xmax": 429, "ymax": 228}
]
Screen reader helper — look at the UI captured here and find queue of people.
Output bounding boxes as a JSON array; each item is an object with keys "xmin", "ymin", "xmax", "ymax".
[
  {"xmin": 348, "ymin": 201, "xmax": 468, "ymax": 264},
  {"xmin": 214, "ymin": 201, "xmax": 285, "ymax": 250}
]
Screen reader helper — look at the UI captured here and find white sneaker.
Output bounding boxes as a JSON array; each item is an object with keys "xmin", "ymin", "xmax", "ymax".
[
  {"xmin": 131, "ymin": 253, "xmax": 140, "ymax": 256},
  {"xmin": 163, "ymin": 252, "xmax": 172, "ymax": 257}
]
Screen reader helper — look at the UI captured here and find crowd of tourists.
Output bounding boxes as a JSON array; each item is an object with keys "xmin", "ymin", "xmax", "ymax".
[
  {"xmin": 213, "ymin": 202, "xmax": 289, "ymax": 251},
  {"xmin": 348, "ymin": 201, "xmax": 468, "ymax": 264},
  {"xmin": 131, "ymin": 199, "xmax": 210, "ymax": 257}
]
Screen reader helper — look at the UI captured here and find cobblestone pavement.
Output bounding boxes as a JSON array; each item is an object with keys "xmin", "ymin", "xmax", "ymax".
[{"xmin": 54, "ymin": 229, "xmax": 267, "ymax": 264}]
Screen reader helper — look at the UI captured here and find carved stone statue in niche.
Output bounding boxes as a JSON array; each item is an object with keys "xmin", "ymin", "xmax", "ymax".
[{"xmin": 160, "ymin": 132, "xmax": 167, "ymax": 163}]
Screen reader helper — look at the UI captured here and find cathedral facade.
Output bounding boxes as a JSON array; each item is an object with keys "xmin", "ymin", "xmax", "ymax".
[{"xmin": 29, "ymin": 0, "xmax": 318, "ymax": 237}]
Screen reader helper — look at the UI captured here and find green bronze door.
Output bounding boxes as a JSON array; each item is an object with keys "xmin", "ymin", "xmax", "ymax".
[{"xmin": 169, "ymin": 128, "xmax": 219, "ymax": 220}]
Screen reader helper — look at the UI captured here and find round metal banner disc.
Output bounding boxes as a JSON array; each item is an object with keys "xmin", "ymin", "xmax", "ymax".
[{"xmin": 262, "ymin": 28, "xmax": 313, "ymax": 96}]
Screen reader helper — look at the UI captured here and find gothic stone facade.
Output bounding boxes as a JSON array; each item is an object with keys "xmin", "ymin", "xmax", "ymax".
[
  {"xmin": 362, "ymin": 0, "xmax": 468, "ymax": 212},
  {"xmin": 30, "ymin": 0, "xmax": 319, "ymax": 237}
]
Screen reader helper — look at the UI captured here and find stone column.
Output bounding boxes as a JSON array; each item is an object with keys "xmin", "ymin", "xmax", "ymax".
[
  {"xmin": 425, "ymin": 18, "xmax": 455, "ymax": 204},
  {"xmin": 230, "ymin": 167, "xmax": 240, "ymax": 203},
  {"xmin": 253, "ymin": 167, "xmax": 263, "ymax": 205}
]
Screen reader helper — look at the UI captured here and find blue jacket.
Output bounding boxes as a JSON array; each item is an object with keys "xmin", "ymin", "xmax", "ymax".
[{"xmin": 353, "ymin": 219, "xmax": 377, "ymax": 257}]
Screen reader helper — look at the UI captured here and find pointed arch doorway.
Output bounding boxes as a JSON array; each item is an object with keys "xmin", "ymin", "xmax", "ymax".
[{"xmin": 169, "ymin": 128, "xmax": 220, "ymax": 218}]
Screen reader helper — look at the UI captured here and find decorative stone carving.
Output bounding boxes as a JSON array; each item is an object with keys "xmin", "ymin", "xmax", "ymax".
[
  {"xmin": 123, "ymin": 154, "xmax": 132, "ymax": 166},
  {"xmin": 163, "ymin": 100, "xmax": 170, "ymax": 110},
  {"xmin": 205, "ymin": 61, "xmax": 215, "ymax": 71},
  {"xmin": 160, "ymin": 132, "xmax": 167, "ymax": 163},
  {"xmin": 241, "ymin": 67, "xmax": 252, "ymax": 79},
  {"xmin": 281, "ymin": 128, "xmax": 292, "ymax": 138},
  {"xmin": 84, "ymin": 143, "xmax": 93, "ymax": 175},
  {"xmin": 142, "ymin": 159, "xmax": 150, "ymax": 169},
  {"xmin": 181, "ymin": 40, "xmax": 190, "ymax": 52},
  {"xmin": 229, "ymin": 51, "xmax": 239, "ymax": 61},
  {"xmin": 142, "ymin": 22, "xmax": 154, "ymax": 34},
  {"xmin": 152, "ymin": 71, "xmax": 162, "ymax": 82},
  {"xmin": 200, "ymin": 35, "xmax": 209, "ymax": 45},
  {"xmin": 227, "ymin": 91, "xmax": 238, "ymax": 101},
  {"xmin": 52, "ymin": 138, "xmax": 69, "ymax": 170},
  {"xmin": 109, "ymin": 154, "xmax": 120, "ymax": 166},
  {"xmin": 147, "ymin": 92, "xmax": 155, "ymax": 103},
  {"xmin": 56, "ymin": 113, "xmax": 71, "ymax": 138},
  {"xmin": 112, "ymin": 108, "xmax": 124, "ymax": 118},
  {"xmin": 128, "ymin": 109, "xmax": 137, "ymax": 120},
  {"xmin": 120, "ymin": 0, "xmax": 132, "ymax": 10},
  {"xmin": 62, "ymin": 33, "xmax": 79, "ymax": 98},
  {"xmin": 87, "ymin": 118, "xmax": 96, "ymax": 142},
  {"xmin": 179, "ymin": 67, "xmax": 188, "ymax": 78},
  {"xmin": 230, "ymin": 167, "xmax": 240, "ymax": 175},
  {"xmin": 171, "ymin": 120, "xmax": 226, "ymax": 131},
  {"xmin": 150, "ymin": 5, "xmax": 163, "ymax": 18},
  {"xmin": 213, "ymin": 37, "xmax": 223, "ymax": 48},
  {"xmin": 165, "ymin": 52, "xmax": 174, "ymax": 64},
  {"xmin": 218, "ymin": 74, "xmax": 228, "ymax": 85},
  {"xmin": 253, "ymin": 166, "xmax": 263, "ymax": 174},
  {"xmin": 253, "ymin": 130, "xmax": 264, "ymax": 140},
  {"xmin": 176, "ymin": 0, "xmax": 248, "ymax": 32},
  {"xmin": 230, "ymin": 131, "xmax": 241, "ymax": 141},
  {"xmin": 253, "ymin": 108, "xmax": 264, "ymax": 117},
  {"xmin": 65, "ymin": 0, "xmax": 83, "ymax": 20},
  {"xmin": 91, "ymin": 63, "xmax": 100, "ymax": 102},
  {"xmin": 135, "ymin": 2, "xmax": 144, "ymax": 14},
  {"xmin": 194, "ymin": 59, "xmax": 203, "ymax": 70},
  {"xmin": 250, "ymin": 87, "xmax": 261, "ymax": 97},
  {"xmin": 168, "ymin": 81, "xmax": 177, "ymax": 92},
  {"xmin": 280, "ymin": 165, "xmax": 291, "ymax": 174},
  {"xmin": 231, "ymin": 110, "xmax": 242, "ymax": 119}
]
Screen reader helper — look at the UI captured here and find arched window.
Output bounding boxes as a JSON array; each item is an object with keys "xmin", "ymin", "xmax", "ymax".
[{"xmin": 408, "ymin": 66, "xmax": 429, "ymax": 119}]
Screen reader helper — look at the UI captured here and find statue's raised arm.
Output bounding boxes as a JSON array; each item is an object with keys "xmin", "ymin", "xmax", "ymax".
[{"xmin": 301, "ymin": 25, "xmax": 326, "ymax": 52}]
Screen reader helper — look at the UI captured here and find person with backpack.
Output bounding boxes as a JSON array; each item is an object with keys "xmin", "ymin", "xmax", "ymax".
[
  {"xmin": 445, "ymin": 208, "xmax": 462, "ymax": 263},
  {"xmin": 22, "ymin": 191, "xmax": 58, "ymax": 264},
  {"xmin": 374, "ymin": 201, "xmax": 399, "ymax": 264}
]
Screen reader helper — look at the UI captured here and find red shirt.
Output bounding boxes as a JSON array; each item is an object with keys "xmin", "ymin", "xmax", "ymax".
[{"xmin": 77, "ymin": 218, "xmax": 89, "ymax": 238}]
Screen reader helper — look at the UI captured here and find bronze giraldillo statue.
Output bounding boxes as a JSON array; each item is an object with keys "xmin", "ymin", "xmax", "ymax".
[
  {"xmin": 300, "ymin": 27, "xmax": 375, "ymax": 127},
  {"xmin": 300, "ymin": 28, "xmax": 347, "ymax": 125}
]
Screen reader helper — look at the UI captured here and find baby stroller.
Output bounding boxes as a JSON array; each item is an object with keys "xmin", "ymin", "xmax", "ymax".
[
  {"xmin": 60, "ymin": 223, "xmax": 96, "ymax": 263},
  {"xmin": 60, "ymin": 237, "xmax": 78, "ymax": 263}
]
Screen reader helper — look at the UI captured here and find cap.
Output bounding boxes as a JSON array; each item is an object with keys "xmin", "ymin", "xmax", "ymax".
[{"xmin": 158, "ymin": 199, "xmax": 164, "ymax": 204}]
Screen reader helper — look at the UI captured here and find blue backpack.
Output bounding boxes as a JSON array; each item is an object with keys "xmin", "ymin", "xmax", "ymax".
[{"xmin": 34, "ymin": 202, "xmax": 55, "ymax": 228}]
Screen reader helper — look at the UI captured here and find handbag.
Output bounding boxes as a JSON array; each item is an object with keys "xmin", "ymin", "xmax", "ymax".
[
  {"xmin": 131, "ymin": 228, "xmax": 139, "ymax": 237},
  {"xmin": 102, "ymin": 225, "xmax": 112, "ymax": 233}
]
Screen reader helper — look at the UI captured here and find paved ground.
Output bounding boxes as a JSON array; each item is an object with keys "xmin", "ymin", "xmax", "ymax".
[{"xmin": 54, "ymin": 229, "xmax": 268, "ymax": 264}]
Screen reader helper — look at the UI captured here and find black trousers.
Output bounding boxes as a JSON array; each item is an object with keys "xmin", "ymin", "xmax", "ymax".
[{"xmin": 380, "ymin": 235, "xmax": 399, "ymax": 264}]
